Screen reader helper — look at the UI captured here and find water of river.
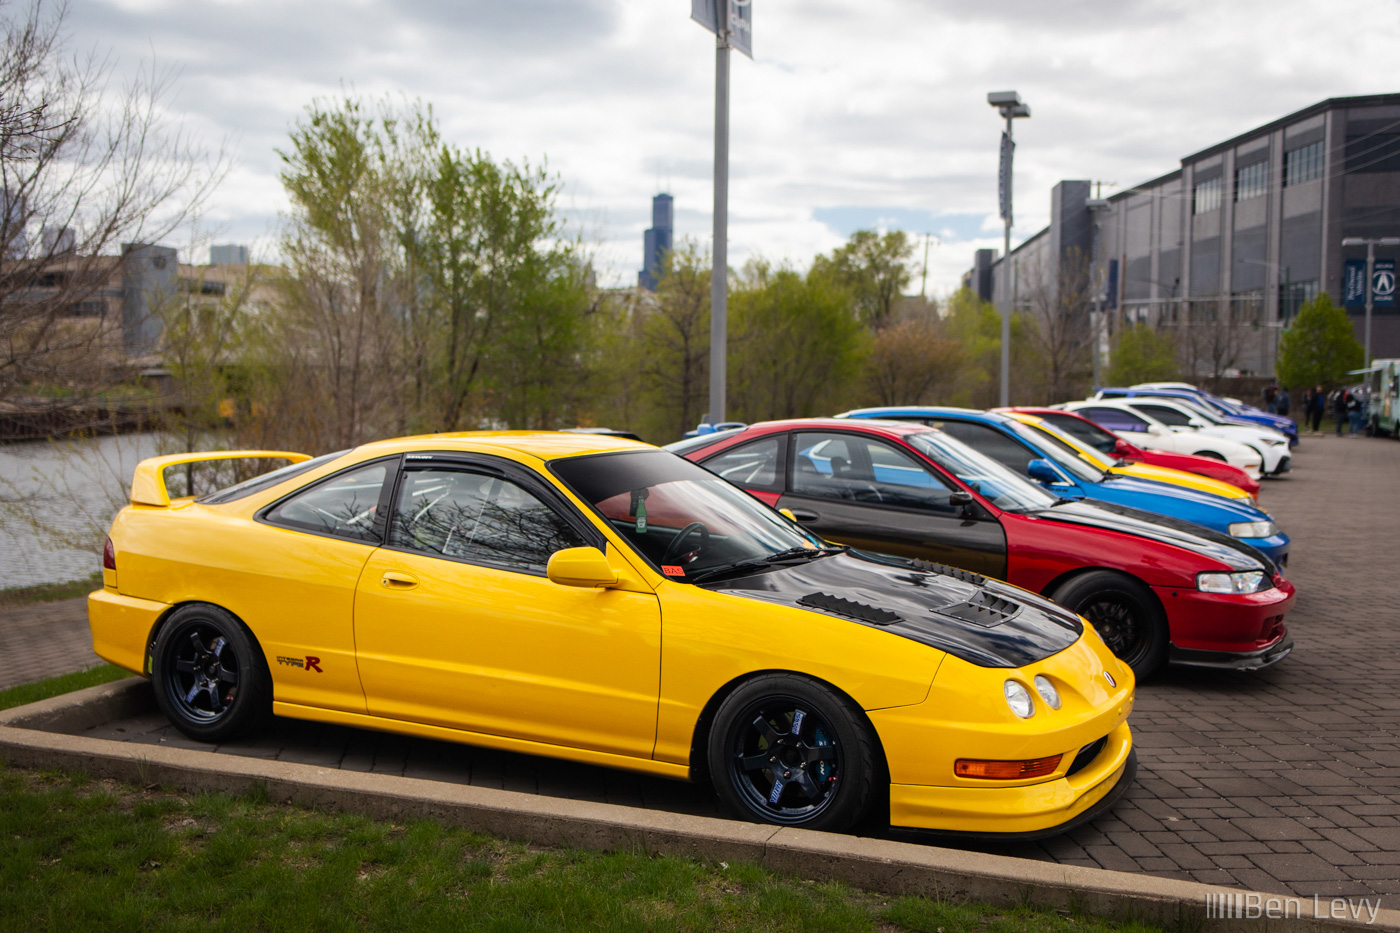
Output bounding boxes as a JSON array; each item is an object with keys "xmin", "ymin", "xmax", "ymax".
[{"xmin": 0, "ymin": 433, "xmax": 162, "ymax": 588}]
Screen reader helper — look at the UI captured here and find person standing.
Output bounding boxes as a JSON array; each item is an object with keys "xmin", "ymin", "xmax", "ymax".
[
  {"xmin": 1333, "ymin": 388, "xmax": 1349, "ymax": 436},
  {"xmin": 1347, "ymin": 389, "xmax": 1363, "ymax": 435},
  {"xmin": 1310, "ymin": 384, "xmax": 1325, "ymax": 433},
  {"xmin": 1277, "ymin": 387, "xmax": 1291, "ymax": 419}
]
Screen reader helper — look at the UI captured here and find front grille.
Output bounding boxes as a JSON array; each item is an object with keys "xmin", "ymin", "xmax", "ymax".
[
  {"xmin": 1067, "ymin": 736, "xmax": 1108, "ymax": 776},
  {"xmin": 937, "ymin": 591, "xmax": 1020, "ymax": 628}
]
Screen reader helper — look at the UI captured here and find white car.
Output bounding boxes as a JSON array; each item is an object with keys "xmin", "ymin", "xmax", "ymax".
[
  {"xmin": 1057, "ymin": 400, "xmax": 1265, "ymax": 479},
  {"xmin": 1112, "ymin": 398, "xmax": 1291, "ymax": 476},
  {"xmin": 1130, "ymin": 382, "xmax": 1245, "ymax": 408}
]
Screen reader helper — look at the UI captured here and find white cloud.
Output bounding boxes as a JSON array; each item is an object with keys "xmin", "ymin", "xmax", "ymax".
[{"xmin": 63, "ymin": 0, "xmax": 1400, "ymax": 292}]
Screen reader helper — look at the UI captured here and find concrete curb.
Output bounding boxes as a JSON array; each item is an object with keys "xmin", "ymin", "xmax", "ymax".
[{"xmin": 1, "ymin": 679, "xmax": 1395, "ymax": 932}]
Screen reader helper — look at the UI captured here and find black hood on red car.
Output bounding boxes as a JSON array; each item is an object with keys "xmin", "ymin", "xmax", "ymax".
[
  {"xmin": 1027, "ymin": 499, "xmax": 1275, "ymax": 576},
  {"xmin": 702, "ymin": 549, "xmax": 1083, "ymax": 668}
]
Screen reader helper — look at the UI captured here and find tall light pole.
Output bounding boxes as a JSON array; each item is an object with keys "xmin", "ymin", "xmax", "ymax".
[
  {"xmin": 1341, "ymin": 236, "xmax": 1400, "ymax": 367},
  {"xmin": 691, "ymin": 0, "xmax": 751, "ymax": 426},
  {"xmin": 988, "ymin": 91, "xmax": 1030, "ymax": 407}
]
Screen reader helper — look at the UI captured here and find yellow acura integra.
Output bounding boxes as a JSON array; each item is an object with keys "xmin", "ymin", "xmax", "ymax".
[{"xmin": 90, "ymin": 433, "xmax": 1135, "ymax": 836}]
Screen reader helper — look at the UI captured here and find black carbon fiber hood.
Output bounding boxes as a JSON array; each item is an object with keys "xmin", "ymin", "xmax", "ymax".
[
  {"xmin": 703, "ymin": 550, "xmax": 1083, "ymax": 668},
  {"xmin": 1027, "ymin": 499, "xmax": 1274, "ymax": 575}
]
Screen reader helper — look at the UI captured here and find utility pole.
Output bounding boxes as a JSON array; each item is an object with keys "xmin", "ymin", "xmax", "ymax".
[
  {"xmin": 921, "ymin": 233, "xmax": 930, "ymax": 299},
  {"xmin": 692, "ymin": 0, "xmax": 751, "ymax": 426}
]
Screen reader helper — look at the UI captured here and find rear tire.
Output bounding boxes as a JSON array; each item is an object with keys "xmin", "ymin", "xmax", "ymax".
[
  {"xmin": 707, "ymin": 674, "xmax": 878, "ymax": 833},
  {"xmin": 152, "ymin": 604, "xmax": 272, "ymax": 743},
  {"xmin": 1052, "ymin": 571, "xmax": 1168, "ymax": 677}
]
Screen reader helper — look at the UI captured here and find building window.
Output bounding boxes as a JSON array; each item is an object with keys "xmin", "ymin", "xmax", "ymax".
[
  {"xmin": 1231, "ymin": 289, "xmax": 1264, "ymax": 323},
  {"xmin": 1284, "ymin": 141, "xmax": 1323, "ymax": 186},
  {"xmin": 1280, "ymin": 280, "xmax": 1318, "ymax": 322},
  {"xmin": 1193, "ymin": 177, "xmax": 1222, "ymax": 214},
  {"xmin": 1234, "ymin": 161, "xmax": 1268, "ymax": 202}
]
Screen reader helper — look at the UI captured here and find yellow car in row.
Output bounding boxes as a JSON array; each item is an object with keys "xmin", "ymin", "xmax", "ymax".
[{"xmin": 90, "ymin": 433, "xmax": 1135, "ymax": 836}]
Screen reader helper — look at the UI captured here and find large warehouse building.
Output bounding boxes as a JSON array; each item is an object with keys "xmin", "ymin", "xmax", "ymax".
[{"xmin": 968, "ymin": 93, "xmax": 1400, "ymax": 377}]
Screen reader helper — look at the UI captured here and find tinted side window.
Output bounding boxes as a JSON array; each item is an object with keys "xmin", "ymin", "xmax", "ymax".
[
  {"xmin": 791, "ymin": 433, "xmax": 866, "ymax": 502},
  {"xmin": 1135, "ymin": 404, "xmax": 1192, "ymax": 427},
  {"xmin": 934, "ymin": 422, "xmax": 1036, "ymax": 475},
  {"xmin": 702, "ymin": 436, "xmax": 783, "ymax": 491},
  {"xmin": 1080, "ymin": 407, "xmax": 1149, "ymax": 432},
  {"xmin": 863, "ymin": 439, "xmax": 956, "ymax": 510},
  {"xmin": 1040, "ymin": 414, "xmax": 1117, "ymax": 453},
  {"xmin": 264, "ymin": 462, "xmax": 388, "ymax": 542},
  {"xmin": 390, "ymin": 469, "xmax": 584, "ymax": 575}
]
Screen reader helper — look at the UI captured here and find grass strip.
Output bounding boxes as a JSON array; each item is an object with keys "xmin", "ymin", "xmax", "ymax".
[
  {"xmin": 0, "ymin": 573, "xmax": 102, "ymax": 611},
  {"xmin": 0, "ymin": 765, "xmax": 1161, "ymax": 933},
  {"xmin": 0, "ymin": 664, "xmax": 130, "ymax": 712}
]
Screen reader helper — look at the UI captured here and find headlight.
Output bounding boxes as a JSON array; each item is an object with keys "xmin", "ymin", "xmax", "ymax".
[
  {"xmin": 1197, "ymin": 570, "xmax": 1271, "ymax": 594},
  {"xmin": 1228, "ymin": 520, "xmax": 1278, "ymax": 538},
  {"xmin": 1004, "ymin": 680, "xmax": 1035, "ymax": 718},
  {"xmin": 1033, "ymin": 674, "xmax": 1061, "ymax": 710}
]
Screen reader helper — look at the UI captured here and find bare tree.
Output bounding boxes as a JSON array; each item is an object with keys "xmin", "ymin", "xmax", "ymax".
[
  {"xmin": 0, "ymin": 0, "xmax": 225, "ymax": 418},
  {"xmin": 1020, "ymin": 247, "xmax": 1093, "ymax": 402}
]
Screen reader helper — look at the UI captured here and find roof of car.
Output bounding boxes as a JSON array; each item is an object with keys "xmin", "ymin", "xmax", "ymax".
[
  {"xmin": 838, "ymin": 406, "xmax": 1015, "ymax": 426},
  {"xmin": 736, "ymin": 417, "xmax": 933, "ymax": 437},
  {"xmin": 353, "ymin": 431, "xmax": 655, "ymax": 461}
]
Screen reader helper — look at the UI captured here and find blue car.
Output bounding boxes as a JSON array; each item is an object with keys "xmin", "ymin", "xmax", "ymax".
[
  {"xmin": 1094, "ymin": 387, "xmax": 1299, "ymax": 447},
  {"xmin": 837, "ymin": 407, "xmax": 1291, "ymax": 565}
]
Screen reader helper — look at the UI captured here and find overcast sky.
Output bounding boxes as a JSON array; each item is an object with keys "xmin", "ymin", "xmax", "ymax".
[{"xmin": 66, "ymin": 0, "xmax": 1400, "ymax": 295}]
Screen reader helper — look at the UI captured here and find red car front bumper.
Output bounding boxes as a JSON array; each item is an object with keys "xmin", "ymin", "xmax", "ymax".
[{"xmin": 1152, "ymin": 576, "xmax": 1295, "ymax": 670}]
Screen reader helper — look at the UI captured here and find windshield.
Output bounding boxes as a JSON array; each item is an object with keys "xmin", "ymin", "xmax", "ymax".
[
  {"xmin": 1039, "ymin": 413, "xmax": 1120, "ymax": 455},
  {"xmin": 1003, "ymin": 421, "xmax": 1106, "ymax": 482},
  {"xmin": 906, "ymin": 431, "xmax": 1057, "ymax": 511},
  {"xmin": 550, "ymin": 449, "xmax": 824, "ymax": 582},
  {"xmin": 1022, "ymin": 419, "xmax": 1116, "ymax": 471}
]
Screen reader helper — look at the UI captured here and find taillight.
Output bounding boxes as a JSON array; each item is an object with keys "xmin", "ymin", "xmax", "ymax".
[{"xmin": 102, "ymin": 536, "xmax": 116, "ymax": 571}]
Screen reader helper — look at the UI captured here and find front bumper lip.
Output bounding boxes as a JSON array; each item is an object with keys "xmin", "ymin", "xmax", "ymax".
[
  {"xmin": 888, "ymin": 747, "xmax": 1138, "ymax": 842},
  {"xmin": 1169, "ymin": 634, "xmax": 1294, "ymax": 671}
]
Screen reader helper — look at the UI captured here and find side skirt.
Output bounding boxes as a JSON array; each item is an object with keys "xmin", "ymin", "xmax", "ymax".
[{"xmin": 271, "ymin": 701, "xmax": 692, "ymax": 782}]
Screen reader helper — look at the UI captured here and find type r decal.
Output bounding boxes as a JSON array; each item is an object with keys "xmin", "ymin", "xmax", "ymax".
[{"xmin": 277, "ymin": 655, "xmax": 323, "ymax": 672}]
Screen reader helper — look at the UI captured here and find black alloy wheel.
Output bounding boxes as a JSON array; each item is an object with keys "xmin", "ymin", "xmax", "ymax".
[
  {"xmin": 1052, "ymin": 571, "xmax": 1167, "ymax": 677},
  {"xmin": 152, "ymin": 604, "xmax": 271, "ymax": 742},
  {"xmin": 708, "ymin": 674, "xmax": 877, "ymax": 833}
]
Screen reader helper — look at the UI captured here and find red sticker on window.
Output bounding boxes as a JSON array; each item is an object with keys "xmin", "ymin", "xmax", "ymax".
[{"xmin": 662, "ymin": 565, "xmax": 686, "ymax": 577}]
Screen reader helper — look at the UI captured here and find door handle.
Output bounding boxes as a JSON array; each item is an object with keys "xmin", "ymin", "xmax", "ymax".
[
  {"xmin": 380, "ymin": 572, "xmax": 419, "ymax": 588},
  {"xmin": 787, "ymin": 509, "xmax": 819, "ymax": 522}
]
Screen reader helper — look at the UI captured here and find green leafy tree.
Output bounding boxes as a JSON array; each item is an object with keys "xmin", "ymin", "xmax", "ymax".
[
  {"xmin": 1107, "ymin": 323, "xmax": 1178, "ymax": 387},
  {"xmin": 811, "ymin": 230, "xmax": 914, "ymax": 327},
  {"xmin": 1275, "ymin": 292, "xmax": 1363, "ymax": 389},
  {"xmin": 728, "ymin": 260, "xmax": 868, "ymax": 422}
]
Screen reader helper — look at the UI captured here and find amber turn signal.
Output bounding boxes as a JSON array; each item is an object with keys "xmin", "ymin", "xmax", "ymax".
[{"xmin": 954, "ymin": 754, "xmax": 1062, "ymax": 780}]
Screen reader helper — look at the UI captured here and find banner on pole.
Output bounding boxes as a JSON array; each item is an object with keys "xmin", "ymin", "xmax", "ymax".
[
  {"xmin": 1374, "ymin": 258, "xmax": 1396, "ymax": 309},
  {"xmin": 1345, "ymin": 259, "xmax": 1368, "ymax": 308},
  {"xmin": 691, "ymin": 0, "xmax": 752, "ymax": 58},
  {"xmin": 998, "ymin": 131, "xmax": 1014, "ymax": 224}
]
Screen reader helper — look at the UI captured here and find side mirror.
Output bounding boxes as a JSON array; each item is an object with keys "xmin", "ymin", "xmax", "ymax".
[
  {"xmin": 779, "ymin": 508, "xmax": 798, "ymax": 522},
  {"xmin": 546, "ymin": 546, "xmax": 619, "ymax": 588},
  {"xmin": 1147, "ymin": 424, "xmax": 1168, "ymax": 436},
  {"xmin": 1113, "ymin": 438, "xmax": 1135, "ymax": 457},
  {"xmin": 1026, "ymin": 458, "xmax": 1064, "ymax": 485},
  {"xmin": 948, "ymin": 489, "xmax": 976, "ymax": 517}
]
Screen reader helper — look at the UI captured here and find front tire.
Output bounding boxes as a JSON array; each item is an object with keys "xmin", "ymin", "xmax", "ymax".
[
  {"xmin": 1052, "ymin": 571, "xmax": 1168, "ymax": 677},
  {"xmin": 152, "ymin": 604, "xmax": 271, "ymax": 743},
  {"xmin": 707, "ymin": 674, "xmax": 878, "ymax": 833},
  {"xmin": 1192, "ymin": 450, "xmax": 1227, "ymax": 462}
]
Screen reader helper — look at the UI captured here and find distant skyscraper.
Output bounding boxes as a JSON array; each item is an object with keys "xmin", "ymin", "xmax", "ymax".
[
  {"xmin": 209, "ymin": 243, "xmax": 250, "ymax": 266},
  {"xmin": 638, "ymin": 193, "xmax": 673, "ymax": 291}
]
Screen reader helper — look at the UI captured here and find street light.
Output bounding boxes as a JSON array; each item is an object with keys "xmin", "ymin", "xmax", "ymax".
[
  {"xmin": 988, "ymin": 90, "xmax": 1030, "ymax": 406},
  {"xmin": 1340, "ymin": 236, "xmax": 1400, "ymax": 367}
]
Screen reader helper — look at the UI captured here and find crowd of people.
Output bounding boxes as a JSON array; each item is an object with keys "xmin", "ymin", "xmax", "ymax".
[{"xmin": 1269, "ymin": 383, "xmax": 1369, "ymax": 435}]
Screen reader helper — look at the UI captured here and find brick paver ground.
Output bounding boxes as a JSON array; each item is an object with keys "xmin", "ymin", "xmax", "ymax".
[
  {"xmin": 0, "ymin": 597, "xmax": 99, "ymax": 690},
  {"xmin": 18, "ymin": 433, "xmax": 1400, "ymax": 899}
]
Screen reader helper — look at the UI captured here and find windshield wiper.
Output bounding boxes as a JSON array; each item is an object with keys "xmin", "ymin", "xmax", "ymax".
[{"xmin": 687, "ymin": 546, "xmax": 844, "ymax": 584}]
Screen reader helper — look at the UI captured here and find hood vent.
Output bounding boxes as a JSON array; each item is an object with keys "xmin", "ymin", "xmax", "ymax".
[
  {"xmin": 911, "ymin": 559, "xmax": 987, "ymax": 587},
  {"xmin": 798, "ymin": 592, "xmax": 902, "ymax": 626},
  {"xmin": 937, "ymin": 591, "xmax": 1020, "ymax": 628}
]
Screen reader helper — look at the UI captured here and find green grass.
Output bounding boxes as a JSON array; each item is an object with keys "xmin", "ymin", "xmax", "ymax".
[
  {"xmin": 0, "ymin": 665, "xmax": 132, "ymax": 712},
  {"xmin": 0, "ymin": 573, "xmax": 102, "ymax": 611},
  {"xmin": 0, "ymin": 766, "xmax": 1162, "ymax": 933}
]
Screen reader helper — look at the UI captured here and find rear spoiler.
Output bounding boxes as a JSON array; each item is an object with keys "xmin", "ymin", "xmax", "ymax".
[{"xmin": 130, "ymin": 450, "xmax": 311, "ymax": 507}]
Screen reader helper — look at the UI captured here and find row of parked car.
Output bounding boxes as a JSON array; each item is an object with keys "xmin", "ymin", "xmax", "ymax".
[
  {"xmin": 671, "ymin": 382, "xmax": 1299, "ymax": 679},
  {"xmin": 87, "ymin": 381, "xmax": 1297, "ymax": 838}
]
